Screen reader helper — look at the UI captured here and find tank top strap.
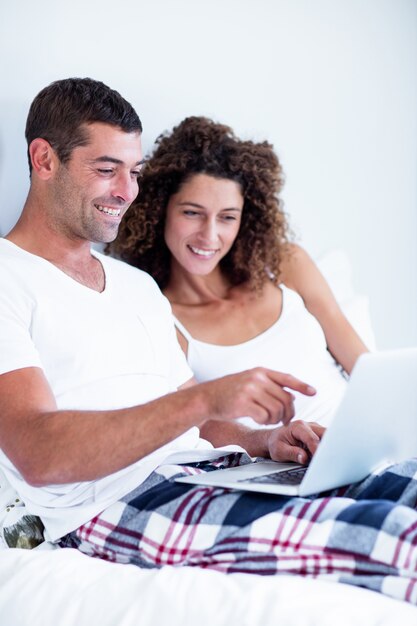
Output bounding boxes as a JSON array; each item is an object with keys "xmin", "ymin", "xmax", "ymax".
[{"xmin": 172, "ymin": 315, "xmax": 194, "ymax": 342}]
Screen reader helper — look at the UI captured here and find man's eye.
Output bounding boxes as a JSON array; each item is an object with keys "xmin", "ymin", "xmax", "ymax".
[
  {"xmin": 131, "ymin": 171, "xmax": 141, "ymax": 179},
  {"xmin": 98, "ymin": 168, "xmax": 113, "ymax": 175}
]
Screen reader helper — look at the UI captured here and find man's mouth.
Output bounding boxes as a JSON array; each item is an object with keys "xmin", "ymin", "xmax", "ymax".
[{"xmin": 95, "ymin": 204, "xmax": 121, "ymax": 217}]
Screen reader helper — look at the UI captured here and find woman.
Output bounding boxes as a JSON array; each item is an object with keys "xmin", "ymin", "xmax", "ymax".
[{"xmin": 108, "ymin": 116, "xmax": 368, "ymax": 426}]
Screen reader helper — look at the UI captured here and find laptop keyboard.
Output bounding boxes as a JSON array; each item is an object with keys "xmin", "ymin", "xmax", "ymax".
[{"xmin": 241, "ymin": 466, "xmax": 308, "ymax": 486}]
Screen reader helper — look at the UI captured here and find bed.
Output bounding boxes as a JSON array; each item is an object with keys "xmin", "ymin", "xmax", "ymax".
[
  {"xmin": 1, "ymin": 545, "xmax": 417, "ymax": 626},
  {"xmin": 1, "ymin": 250, "xmax": 416, "ymax": 626}
]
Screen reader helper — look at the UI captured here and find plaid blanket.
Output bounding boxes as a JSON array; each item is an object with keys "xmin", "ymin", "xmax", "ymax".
[{"xmin": 60, "ymin": 454, "xmax": 417, "ymax": 605}]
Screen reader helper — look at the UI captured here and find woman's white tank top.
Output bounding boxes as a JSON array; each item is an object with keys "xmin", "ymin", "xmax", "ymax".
[{"xmin": 173, "ymin": 285, "xmax": 347, "ymax": 427}]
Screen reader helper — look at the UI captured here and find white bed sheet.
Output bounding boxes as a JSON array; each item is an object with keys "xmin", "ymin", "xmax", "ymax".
[{"xmin": 0, "ymin": 547, "xmax": 416, "ymax": 626}]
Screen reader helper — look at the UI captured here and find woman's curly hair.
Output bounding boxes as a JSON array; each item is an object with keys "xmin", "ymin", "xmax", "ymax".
[{"xmin": 107, "ymin": 116, "xmax": 292, "ymax": 291}]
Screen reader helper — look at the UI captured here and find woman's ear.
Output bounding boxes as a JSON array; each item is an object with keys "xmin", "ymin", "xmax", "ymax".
[{"xmin": 28, "ymin": 138, "xmax": 58, "ymax": 180}]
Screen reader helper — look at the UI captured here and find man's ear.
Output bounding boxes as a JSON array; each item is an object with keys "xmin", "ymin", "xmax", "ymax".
[{"xmin": 29, "ymin": 138, "xmax": 59, "ymax": 180}]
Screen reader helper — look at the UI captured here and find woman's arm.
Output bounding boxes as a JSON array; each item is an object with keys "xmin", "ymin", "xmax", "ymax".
[{"xmin": 280, "ymin": 244, "xmax": 369, "ymax": 374}]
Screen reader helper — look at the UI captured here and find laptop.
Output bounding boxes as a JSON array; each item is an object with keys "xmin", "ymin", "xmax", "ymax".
[{"xmin": 176, "ymin": 348, "xmax": 417, "ymax": 496}]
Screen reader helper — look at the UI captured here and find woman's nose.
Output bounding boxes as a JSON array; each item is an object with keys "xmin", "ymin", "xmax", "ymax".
[{"xmin": 199, "ymin": 217, "xmax": 218, "ymax": 242}]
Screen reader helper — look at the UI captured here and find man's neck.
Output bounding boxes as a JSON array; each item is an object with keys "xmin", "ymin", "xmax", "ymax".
[{"xmin": 6, "ymin": 215, "xmax": 105, "ymax": 293}]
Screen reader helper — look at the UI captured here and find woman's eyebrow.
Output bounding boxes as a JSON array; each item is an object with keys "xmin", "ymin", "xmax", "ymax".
[
  {"xmin": 178, "ymin": 201, "xmax": 205, "ymax": 209},
  {"xmin": 178, "ymin": 202, "xmax": 242, "ymax": 211}
]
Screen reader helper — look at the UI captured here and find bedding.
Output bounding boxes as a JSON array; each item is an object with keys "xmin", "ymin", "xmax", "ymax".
[
  {"xmin": 1, "ymin": 547, "xmax": 416, "ymax": 626},
  {"xmin": 60, "ymin": 454, "xmax": 417, "ymax": 605},
  {"xmin": 2, "ymin": 249, "xmax": 415, "ymax": 626}
]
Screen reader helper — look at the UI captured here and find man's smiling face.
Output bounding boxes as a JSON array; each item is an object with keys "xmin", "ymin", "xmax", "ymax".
[{"xmin": 48, "ymin": 121, "xmax": 143, "ymax": 243}]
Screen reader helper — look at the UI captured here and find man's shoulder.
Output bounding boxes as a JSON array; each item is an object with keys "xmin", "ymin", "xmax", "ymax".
[
  {"xmin": 0, "ymin": 237, "xmax": 18, "ymax": 259},
  {"xmin": 0, "ymin": 239, "xmax": 28, "ymax": 281},
  {"xmin": 0, "ymin": 237, "xmax": 38, "ymax": 267}
]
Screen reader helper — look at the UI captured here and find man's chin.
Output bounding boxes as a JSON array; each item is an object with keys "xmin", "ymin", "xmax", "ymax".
[{"xmin": 91, "ymin": 228, "xmax": 119, "ymax": 246}]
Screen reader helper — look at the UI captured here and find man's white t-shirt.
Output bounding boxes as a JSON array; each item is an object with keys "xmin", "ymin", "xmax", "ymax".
[{"xmin": 0, "ymin": 239, "xmax": 208, "ymax": 541}]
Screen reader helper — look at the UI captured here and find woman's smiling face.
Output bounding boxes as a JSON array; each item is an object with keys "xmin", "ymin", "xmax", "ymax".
[{"xmin": 164, "ymin": 173, "xmax": 244, "ymax": 277}]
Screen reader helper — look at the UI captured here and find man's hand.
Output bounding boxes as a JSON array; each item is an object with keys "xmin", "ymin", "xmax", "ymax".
[
  {"xmin": 198, "ymin": 368, "xmax": 316, "ymax": 426},
  {"xmin": 266, "ymin": 420, "xmax": 325, "ymax": 464}
]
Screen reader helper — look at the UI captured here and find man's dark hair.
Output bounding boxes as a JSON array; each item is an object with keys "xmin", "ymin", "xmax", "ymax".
[{"xmin": 25, "ymin": 77, "xmax": 142, "ymax": 173}]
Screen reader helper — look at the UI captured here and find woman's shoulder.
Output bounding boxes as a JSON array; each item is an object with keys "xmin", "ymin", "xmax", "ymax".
[
  {"xmin": 279, "ymin": 244, "xmax": 317, "ymax": 291},
  {"xmin": 280, "ymin": 243, "xmax": 310, "ymax": 271}
]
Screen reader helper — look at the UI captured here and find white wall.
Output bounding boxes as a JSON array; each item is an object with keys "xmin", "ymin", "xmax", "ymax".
[{"xmin": 0, "ymin": 0, "xmax": 416, "ymax": 349}]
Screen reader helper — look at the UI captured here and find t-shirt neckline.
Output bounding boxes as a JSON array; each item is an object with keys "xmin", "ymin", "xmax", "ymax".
[{"xmin": 1, "ymin": 237, "xmax": 109, "ymax": 296}]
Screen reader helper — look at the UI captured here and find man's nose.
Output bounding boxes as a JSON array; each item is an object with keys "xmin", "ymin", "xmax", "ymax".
[{"xmin": 111, "ymin": 172, "xmax": 138, "ymax": 204}]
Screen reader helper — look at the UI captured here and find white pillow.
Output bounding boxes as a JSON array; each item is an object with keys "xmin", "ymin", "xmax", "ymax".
[{"xmin": 316, "ymin": 249, "xmax": 376, "ymax": 350}]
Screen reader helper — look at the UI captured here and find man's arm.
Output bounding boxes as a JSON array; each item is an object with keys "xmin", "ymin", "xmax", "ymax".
[
  {"xmin": 200, "ymin": 418, "xmax": 324, "ymax": 464},
  {"xmin": 0, "ymin": 366, "xmax": 316, "ymax": 486},
  {"xmin": 0, "ymin": 367, "xmax": 208, "ymax": 486}
]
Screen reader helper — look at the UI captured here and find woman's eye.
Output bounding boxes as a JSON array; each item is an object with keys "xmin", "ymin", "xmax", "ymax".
[{"xmin": 183, "ymin": 210, "xmax": 199, "ymax": 216}]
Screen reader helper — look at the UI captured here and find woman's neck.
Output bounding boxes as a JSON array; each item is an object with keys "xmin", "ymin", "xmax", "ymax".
[{"xmin": 164, "ymin": 263, "xmax": 232, "ymax": 305}]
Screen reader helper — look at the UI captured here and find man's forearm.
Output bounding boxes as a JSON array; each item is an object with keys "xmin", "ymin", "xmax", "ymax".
[
  {"xmin": 5, "ymin": 381, "xmax": 210, "ymax": 487},
  {"xmin": 200, "ymin": 419, "xmax": 270, "ymax": 458},
  {"xmin": 2, "ymin": 365, "xmax": 313, "ymax": 486}
]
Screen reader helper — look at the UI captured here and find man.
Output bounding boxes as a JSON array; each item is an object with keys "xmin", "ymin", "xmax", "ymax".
[
  {"xmin": 0, "ymin": 79, "xmax": 416, "ymax": 604},
  {"xmin": 0, "ymin": 77, "xmax": 321, "ymax": 537}
]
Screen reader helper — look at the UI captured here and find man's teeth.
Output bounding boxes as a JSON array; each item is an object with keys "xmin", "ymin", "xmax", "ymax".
[
  {"xmin": 189, "ymin": 246, "xmax": 216, "ymax": 257},
  {"xmin": 96, "ymin": 205, "xmax": 121, "ymax": 216}
]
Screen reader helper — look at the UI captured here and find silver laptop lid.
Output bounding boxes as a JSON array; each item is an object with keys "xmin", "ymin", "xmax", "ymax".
[{"xmin": 299, "ymin": 348, "xmax": 417, "ymax": 495}]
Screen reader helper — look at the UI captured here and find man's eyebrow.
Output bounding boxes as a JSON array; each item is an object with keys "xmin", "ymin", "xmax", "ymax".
[{"xmin": 92, "ymin": 156, "xmax": 145, "ymax": 166}]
